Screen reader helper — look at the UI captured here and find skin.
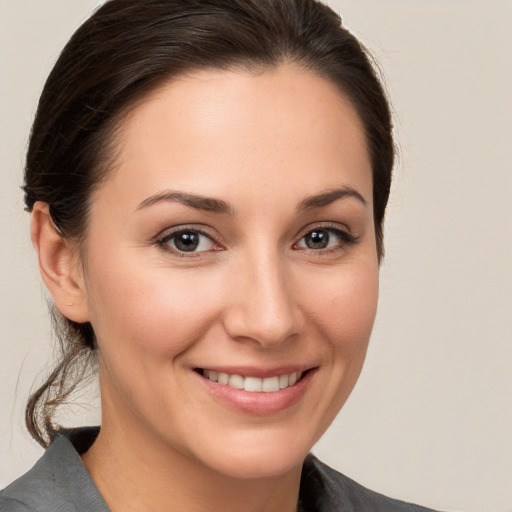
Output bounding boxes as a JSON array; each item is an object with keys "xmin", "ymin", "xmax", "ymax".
[{"xmin": 32, "ymin": 63, "xmax": 379, "ymax": 512}]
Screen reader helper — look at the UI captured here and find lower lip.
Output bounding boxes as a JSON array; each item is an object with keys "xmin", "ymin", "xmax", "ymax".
[{"xmin": 196, "ymin": 370, "xmax": 315, "ymax": 415}]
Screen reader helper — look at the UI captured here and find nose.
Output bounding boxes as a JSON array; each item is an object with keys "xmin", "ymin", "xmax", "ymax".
[{"xmin": 222, "ymin": 251, "xmax": 304, "ymax": 348}]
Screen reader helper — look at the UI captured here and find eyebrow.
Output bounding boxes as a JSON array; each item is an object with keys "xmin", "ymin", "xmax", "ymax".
[
  {"xmin": 297, "ymin": 186, "xmax": 367, "ymax": 211},
  {"xmin": 136, "ymin": 185, "xmax": 367, "ymax": 215},
  {"xmin": 136, "ymin": 191, "xmax": 235, "ymax": 215}
]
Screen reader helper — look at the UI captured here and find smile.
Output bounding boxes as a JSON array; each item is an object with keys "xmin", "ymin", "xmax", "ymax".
[{"xmin": 201, "ymin": 369, "xmax": 303, "ymax": 392}]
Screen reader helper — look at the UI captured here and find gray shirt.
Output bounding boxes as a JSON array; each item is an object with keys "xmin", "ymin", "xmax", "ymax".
[{"xmin": 1, "ymin": 428, "xmax": 441, "ymax": 511}]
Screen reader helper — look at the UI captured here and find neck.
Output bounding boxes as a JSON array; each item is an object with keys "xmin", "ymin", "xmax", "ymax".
[{"xmin": 81, "ymin": 419, "xmax": 302, "ymax": 512}]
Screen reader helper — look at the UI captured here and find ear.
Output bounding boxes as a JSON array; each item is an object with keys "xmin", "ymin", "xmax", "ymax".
[{"xmin": 31, "ymin": 202, "xmax": 90, "ymax": 323}]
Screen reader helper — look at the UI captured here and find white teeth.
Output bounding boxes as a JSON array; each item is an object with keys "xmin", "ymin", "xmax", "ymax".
[
  {"xmin": 203, "ymin": 369, "xmax": 304, "ymax": 392},
  {"xmin": 262, "ymin": 376, "xmax": 280, "ymax": 392},
  {"xmin": 244, "ymin": 377, "xmax": 262, "ymax": 392},
  {"xmin": 228, "ymin": 374, "xmax": 244, "ymax": 390}
]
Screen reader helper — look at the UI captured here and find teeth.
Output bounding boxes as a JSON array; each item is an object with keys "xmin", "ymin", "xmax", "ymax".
[
  {"xmin": 228, "ymin": 374, "xmax": 244, "ymax": 390},
  {"xmin": 244, "ymin": 377, "xmax": 262, "ymax": 392},
  {"xmin": 202, "ymin": 370, "xmax": 303, "ymax": 392},
  {"xmin": 262, "ymin": 376, "xmax": 280, "ymax": 392}
]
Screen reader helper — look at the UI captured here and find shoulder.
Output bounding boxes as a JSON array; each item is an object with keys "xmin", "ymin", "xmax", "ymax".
[
  {"xmin": 0, "ymin": 428, "xmax": 108, "ymax": 512},
  {"xmin": 0, "ymin": 494, "xmax": 31, "ymax": 512},
  {"xmin": 1, "ymin": 435, "xmax": 74, "ymax": 512},
  {"xmin": 301, "ymin": 454, "xmax": 443, "ymax": 512},
  {"xmin": 0, "ymin": 451, "xmax": 56, "ymax": 512}
]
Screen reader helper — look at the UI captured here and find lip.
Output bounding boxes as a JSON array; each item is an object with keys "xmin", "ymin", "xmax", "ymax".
[{"xmin": 193, "ymin": 366, "xmax": 317, "ymax": 415}]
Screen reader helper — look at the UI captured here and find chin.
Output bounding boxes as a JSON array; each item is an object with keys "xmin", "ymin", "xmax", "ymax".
[
  {"xmin": 206, "ymin": 447, "xmax": 307, "ymax": 480},
  {"xmin": 188, "ymin": 426, "xmax": 317, "ymax": 480}
]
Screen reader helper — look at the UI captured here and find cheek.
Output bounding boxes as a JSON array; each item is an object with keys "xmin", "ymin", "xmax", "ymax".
[
  {"xmin": 301, "ymin": 261, "xmax": 379, "ymax": 356},
  {"xmin": 84, "ymin": 258, "xmax": 223, "ymax": 359}
]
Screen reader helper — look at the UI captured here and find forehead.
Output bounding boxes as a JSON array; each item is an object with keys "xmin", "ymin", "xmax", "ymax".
[{"xmin": 95, "ymin": 63, "xmax": 372, "ymax": 212}]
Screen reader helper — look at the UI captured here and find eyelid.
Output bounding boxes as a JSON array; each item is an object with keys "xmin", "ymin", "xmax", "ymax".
[
  {"xmin": 294, "ymin": 221, "xmax": 354, "ymax": 240},
  {"xmin": 155, "ymin": 223, "xmax": 218, "ymax": 241}
]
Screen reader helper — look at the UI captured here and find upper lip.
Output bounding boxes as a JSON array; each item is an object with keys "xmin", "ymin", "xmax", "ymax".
[{"xmin": 193, "ymin": 365, "xmax": 316, "ymax": 379}]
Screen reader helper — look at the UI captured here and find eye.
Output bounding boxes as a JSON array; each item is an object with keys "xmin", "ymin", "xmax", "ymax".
[
  {"xmin": 158, "ymin": 229, "xmax": 218, "ymax": 254},
  {"xmin": 295, "ymin": 226, "xmax": 357, "ymax": 251}
]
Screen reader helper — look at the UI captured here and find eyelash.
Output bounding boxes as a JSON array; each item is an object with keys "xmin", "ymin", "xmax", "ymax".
[
  {"xmin": 155, "ymin": 226, "xmax": 221, "ymax": 258},
  {"xmin": 293, "ymin": 223, "xmax": 358, "ymax": 256},
  {"xmin": 154, "ymin": 223, "xmax": 358, "ymax": 258}
]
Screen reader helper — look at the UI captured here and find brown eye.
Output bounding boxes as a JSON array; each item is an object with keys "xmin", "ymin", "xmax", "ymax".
[
  {"xmin": 174, "ymin": 231, "xmax": 200, "ymax": 252},
  {"xmin": 304, "ymin": 230, "xmax": 330, "ymax": 249},
  {"xmin": 160, "ymin": 229, "xmax": 217, "ymax": 253},
  {"xmin": 295, "ymin": 226, "xmax": 357, "ymax": 252}
]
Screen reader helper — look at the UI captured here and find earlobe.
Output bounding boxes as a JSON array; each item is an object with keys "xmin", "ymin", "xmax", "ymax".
[{"xmin": 31, "ymin": 202, "xmax": 90, "ymax": 323}]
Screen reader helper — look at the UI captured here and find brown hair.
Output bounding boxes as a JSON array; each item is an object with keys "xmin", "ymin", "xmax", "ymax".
[{"xmin": 24, "ymin": 0, "xmax": 394, "ymax": 447}]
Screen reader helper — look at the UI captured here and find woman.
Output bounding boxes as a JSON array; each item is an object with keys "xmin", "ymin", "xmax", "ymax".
[{"xmin": 1, "ymin": 0, "xmax": 441, "ymax": 510}]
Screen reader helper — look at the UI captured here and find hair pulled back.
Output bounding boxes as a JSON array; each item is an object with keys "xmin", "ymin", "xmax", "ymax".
[{"xmin": 24, "ymin": 0, "xmax": 394, "ymax": 447}]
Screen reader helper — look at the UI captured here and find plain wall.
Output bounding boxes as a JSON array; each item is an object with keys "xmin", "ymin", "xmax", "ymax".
[{"xmin": 1, "ymin": 1, "xmax": 511, "ymax": 511}]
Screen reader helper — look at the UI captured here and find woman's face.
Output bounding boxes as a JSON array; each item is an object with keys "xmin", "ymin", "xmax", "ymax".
[{"xmin": 77, "ymin": 64, "xmax": 378, "ymax": 478}]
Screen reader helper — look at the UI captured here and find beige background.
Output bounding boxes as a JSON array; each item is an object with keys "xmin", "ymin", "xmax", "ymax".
[{"xmin": 1, "ymin": 1, "xmax": 511, "ymax": 511}]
